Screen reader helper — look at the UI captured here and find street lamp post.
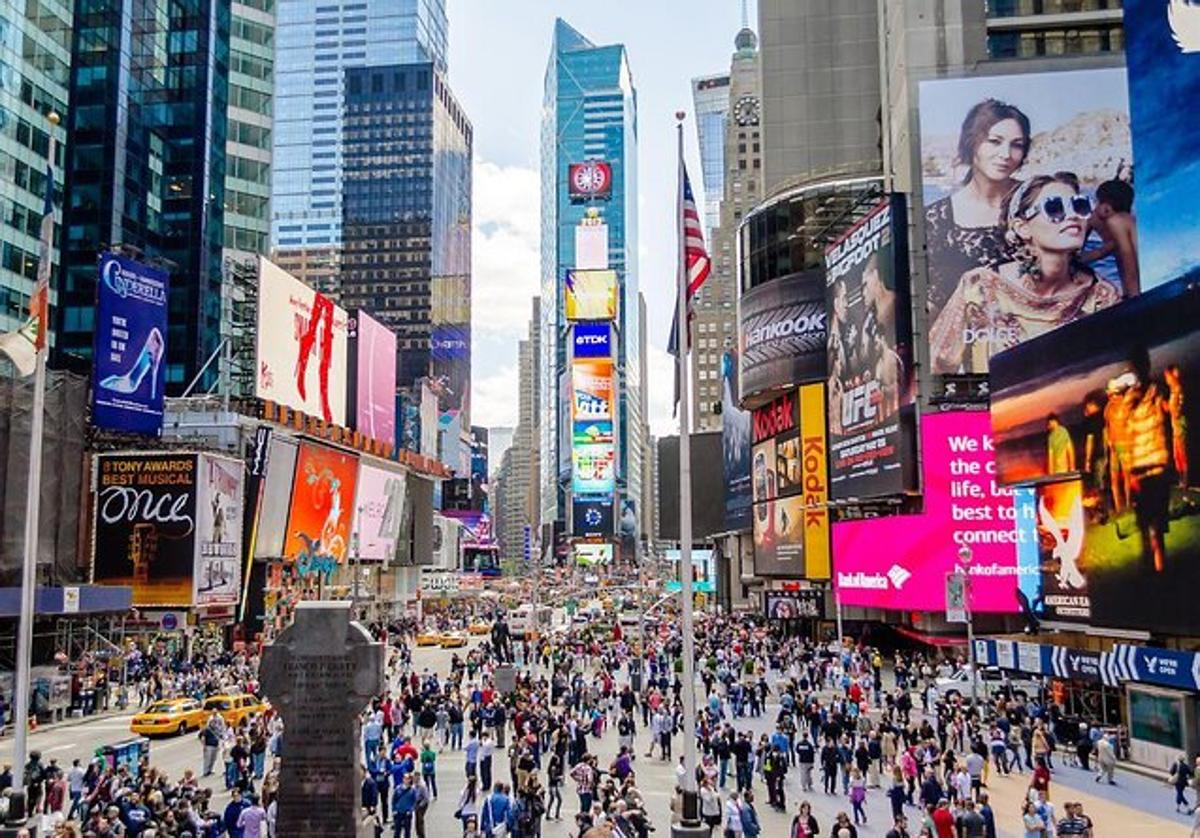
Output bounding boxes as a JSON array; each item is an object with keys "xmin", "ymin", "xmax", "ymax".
[{"xmin": 957, "ymin": 545, "xmax": 977, "ymax": 707}]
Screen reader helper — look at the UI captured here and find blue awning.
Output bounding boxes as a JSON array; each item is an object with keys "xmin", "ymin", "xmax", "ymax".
[{"xmin": 0, "ymin": 586, "xmax": 133, "ymax": 617}]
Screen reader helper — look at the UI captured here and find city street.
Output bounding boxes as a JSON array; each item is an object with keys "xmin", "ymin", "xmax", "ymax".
[{"xmin": 4, "ymin": 638, "xmax": 1192, "ymax": 836}]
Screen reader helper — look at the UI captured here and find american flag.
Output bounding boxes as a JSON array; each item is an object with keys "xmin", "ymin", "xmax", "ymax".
[
  {"xmin": 681, "ymin": 169, "xmax": 711, "ymax": 305},
  {"xmin": 668, "ymin": 166, "xmax": 711, "ymax": 359}
]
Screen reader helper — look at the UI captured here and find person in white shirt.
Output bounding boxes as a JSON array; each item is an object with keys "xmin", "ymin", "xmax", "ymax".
[{"xmin": 724, "ymin": 790, "xmax": 745, "ymax": 835}]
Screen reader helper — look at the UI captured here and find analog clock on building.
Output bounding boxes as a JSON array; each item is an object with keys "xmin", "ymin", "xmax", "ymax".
[{"xmin": 734, "ymin": 95, "xmax": 760, "ymax": 127}]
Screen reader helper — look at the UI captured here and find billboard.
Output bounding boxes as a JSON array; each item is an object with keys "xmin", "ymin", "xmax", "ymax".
[
  {"xmin": 573, "ymin": 542, "xmax": 613, "ymax": 565},
  {"xmin": 721, "ymin": 351, "xmax": 753, "ymax": 531},
  {"xmin": 92, "ymin": 453, "xmax": 197, "ymax": 607},
  {"xmin": 92, "ymin": 253, "xmax": 169, "ymax": 434},
  {"xmin": 575, "ymin": 222, "xmax": 609, "ymax": 270},
  {"xmin": 256, "ymin": 257, "xmax": 349, "ymax": 425},
  {"xmin": 993, "ymin": 279, "xmax": 1200, "ymax": 635},
  {"xmin": 254, "ymin": 436, "xmax": 298, "ymax": 559},
  {"xmin": 572, "ymin": 443, "xmax": 615, "ymax": 496},
  {"xmin": 565, "ymin": 269, "xmax": 618, "ymax": 321},
  {"xmin": 665, "ymin": 549, "xmax": 716, "ymax": 594},
  {"xmin": 751, "ymin": 384, "xmax": 830, "ymax": 579},
  {"xmin": 833, "ymin": 412, "xmax": 1021, "ymax": 612},
  {"xmin": 572, "ymin": 496, "xmax": 614, "ymax": 538},
  {"xmin": 348, "ymin": 310, "xmax": 397, "ymax": 446},
  {"xmin": 194, "ymin": 454, "xmax": 244, "ymax": 606},
  {"xmin": 919, "ymin": 68, "xmax": 1134, "ymax": 376},
  {"xmin": 572, "ymin": 358, "xmax": 614, "ymax": 421},
  {"xmin": 351, "ymin": 462, "xmax": 406, "ymax": 562},
  {"xmin": 1124, "ymin": 0, "xmax": 1200, "ymax": 287},
  {"xmin": 738, "ymin": 270, "xmax": 826, "ymax": 403},
  {"xmin": 572, "ymin": 322, "xmax": 612, "ymax": 359},
  {"xmin": 283, "ymin": 443, "xmax": 359, "ymax": 579},
  {"xmin": 825, "ymin": 197, "xmax": 918, "ymax": 499},
  {"xmin": 991, "ymin": 277, "xmax": 1200, "ymax": 486},
  {"xmin": 573, "ymin": 420, "xmax": 613, "ymax": 446},
  {"xmin": 568, "ymin": 161, "xmax": 614, "ymax": 201},
  {"xmin": 764, "ymin": 589, "xmax": 825, "ymax": 620}
]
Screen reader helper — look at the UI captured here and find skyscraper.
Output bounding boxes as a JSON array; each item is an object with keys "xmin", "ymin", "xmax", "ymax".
[
  {"xmin": 340, "ymin": 62, "xmax": 472, "ymax": 471},
  {"xmin": 0, "ymin": 0, "xmax": 70, "ymax": 337},
  {"xmin": 224, "ymin": 0, "xmax": 277, "ymax": 262},
  {"xmin": 539, "ymin": 19, "xmax": 640, "ymax": 542},
  {"xmin": 270, "ymin": 0, "xmax": 448, "ymax": 293},
  {"xmin": 691, "ymin": 26, "xmax": 761, "ymax": 433},
  {"xmin": 691, "ymin": 74, "xmax": 730, "ymax": 238},
  {"xmin": 59, "ymin": 0, "xmax": 230, "ymax": 391}
]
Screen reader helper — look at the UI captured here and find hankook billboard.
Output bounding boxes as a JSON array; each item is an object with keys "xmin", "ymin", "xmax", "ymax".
[{"xmin": 738, "ymin": 270, "xmax": 826, "ymax": 405}]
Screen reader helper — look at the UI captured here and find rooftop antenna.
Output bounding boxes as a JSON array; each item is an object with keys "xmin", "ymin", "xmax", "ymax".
[{"xmin": 740, "ymin": 0, "xmax": 749, "ymax": 29}]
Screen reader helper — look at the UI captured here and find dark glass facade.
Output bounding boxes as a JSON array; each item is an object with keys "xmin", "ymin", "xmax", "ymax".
[
  {"xmin": 58, "ymin": 0, "xmax": 230, "ymax": 392},
  {"xmin": 341, "ymin": 62, "xmax": 471, "ymax": 469}
]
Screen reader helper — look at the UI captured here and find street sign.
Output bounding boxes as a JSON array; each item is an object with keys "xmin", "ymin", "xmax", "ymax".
[{"xmin": 945, "ymin": 571, "xmax": 967, "ymax": 623}]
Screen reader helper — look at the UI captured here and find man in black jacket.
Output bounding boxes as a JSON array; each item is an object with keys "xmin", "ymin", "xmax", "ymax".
[{"xmin": 884, "ymin": 813, "xmax": 911, "ymax": 838}]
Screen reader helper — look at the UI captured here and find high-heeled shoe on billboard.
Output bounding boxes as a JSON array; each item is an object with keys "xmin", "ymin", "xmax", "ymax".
[{"xmin": 100, "ymin": 327, "xmax": 165, "ymax": 398}]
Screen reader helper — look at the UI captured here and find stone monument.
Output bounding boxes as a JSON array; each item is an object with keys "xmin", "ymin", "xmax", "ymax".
[{"xmin": 260, "ymin": 601, "xmax": 383, "ymax": 837}]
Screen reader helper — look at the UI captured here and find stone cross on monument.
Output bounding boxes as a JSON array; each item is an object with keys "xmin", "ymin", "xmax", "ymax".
[{"xmin": 260, "ymin": 601, "xmax": 383, "ymax": 837}]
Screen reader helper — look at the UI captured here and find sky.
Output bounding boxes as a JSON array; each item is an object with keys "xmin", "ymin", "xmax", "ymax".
[{"xmin": 448, "ymin": 0, "xmax": 756, "ymax": 437}]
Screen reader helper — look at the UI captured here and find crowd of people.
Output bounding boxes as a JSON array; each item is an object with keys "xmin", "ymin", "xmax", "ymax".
[{"xmin": 3, "ymin": 602, "xmax": 1188, "ymax": 837}]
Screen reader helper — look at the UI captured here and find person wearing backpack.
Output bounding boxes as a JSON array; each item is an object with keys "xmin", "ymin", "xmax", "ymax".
[{"xmin": 419, "ymin": 740, "xmax": 438, "ymax": 800}]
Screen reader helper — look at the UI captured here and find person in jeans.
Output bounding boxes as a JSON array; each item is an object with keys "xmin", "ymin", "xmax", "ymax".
[{"xmin": 570, "ymin": 754, "xmax": 597, "ymax": 815}]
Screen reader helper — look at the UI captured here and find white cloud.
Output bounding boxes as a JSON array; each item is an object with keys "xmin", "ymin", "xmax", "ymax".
[
  {"xmin": 471, "ymin": 159, "xmax": 540, "ymax": 340},
  {"xmin": 471, "ymin": 361, "xmax": 519, "ymax": 429},
  {"xmin": 647, "ymin": 343, "xmax": 681, "ymax": 438}
]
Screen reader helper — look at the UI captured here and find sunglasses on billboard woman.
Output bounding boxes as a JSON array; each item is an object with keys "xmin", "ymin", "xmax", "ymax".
[{"xmin": 1023, "ymin": 194, "xmax": 1093, "ymax": 224}]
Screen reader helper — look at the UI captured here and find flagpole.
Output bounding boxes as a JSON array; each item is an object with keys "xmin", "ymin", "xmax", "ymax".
[
  {"xmin": 672, "ymin": 111, "xmax": 702, "ymax": 834},
  {"xmin": 12, "ymin": 111, "xmax": 58, "ymax": 796}
]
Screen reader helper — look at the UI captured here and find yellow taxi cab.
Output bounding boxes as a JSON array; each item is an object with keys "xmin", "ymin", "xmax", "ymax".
[
  {"xmin": 467, "ymin": 620, "xmax": 491, "ymax": 636},
  {"xmin": 130, "ymin": 697, "xmax": 208, "ymax": 737},
  {"xmin": 415, "ymin": 630, "xmax": 441, "ymax": 647},
  {"xmin": 439, "ymin": 630, "xmax": 469, "ymax": 649},
  {"xmin": 202, "ymin": 693, "xmax": 269, "ymax": 728}
]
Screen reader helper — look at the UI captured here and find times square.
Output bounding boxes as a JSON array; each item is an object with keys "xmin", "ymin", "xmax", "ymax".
[{"xmin": 0, "ymin": 2, "xmax": 1196, "ymax": 837}]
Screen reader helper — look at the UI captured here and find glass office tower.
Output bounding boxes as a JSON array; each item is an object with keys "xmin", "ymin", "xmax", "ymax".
[
  {"xmin": 270, "ymin": 0, "xmax": 447, "ymax": 293},
  {"xmin": 0, "ymin": 0, "xmax": 71, "ymax": 337},
  {"xmin": 539, "ymin": 19, "xmax": 640, "ymax": 534},
  {"xmin": 59, "ymin": 0, "xmax": 230, "ymax": 392},
  {"xmin": 691, "ymin": 74, "xmax": 730, "ymax": 239},
  {"xmin": 341, "ymin": 62, "xmax": 471, "ymax": 472}
]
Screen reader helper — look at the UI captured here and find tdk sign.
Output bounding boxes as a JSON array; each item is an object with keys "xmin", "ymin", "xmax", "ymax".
[{"xmin": 573, "ymin": 323, "xmax": 611, "ymax": 358}]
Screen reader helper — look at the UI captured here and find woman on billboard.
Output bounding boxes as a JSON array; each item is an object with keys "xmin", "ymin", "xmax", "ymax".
[
  {"xmin": 930, "ymin": 172, "xmax": 1121, "ymax": 373},
  {"xmin": 925, "ymin": 99, "xmax": 1031, "ymax": 314}
]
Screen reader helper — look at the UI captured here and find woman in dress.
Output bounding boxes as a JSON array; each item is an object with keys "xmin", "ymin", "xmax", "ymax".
[
  {"xmin": 925, "ymin": 99, "xmax": 1032, "ymax": 316},
  {"xmin": 930, "ymin": 172, "xmax": 1121, "ymax": 373}
]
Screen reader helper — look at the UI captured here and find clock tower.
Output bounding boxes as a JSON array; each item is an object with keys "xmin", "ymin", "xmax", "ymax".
[{"xmin": 689, "ymin": 23, "xmax": 761, "ymax": 433}]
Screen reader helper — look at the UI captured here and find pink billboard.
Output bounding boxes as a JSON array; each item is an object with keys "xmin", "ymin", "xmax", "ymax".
[
  {"xmin": 833, "ymin": 411, "xmax": 1022, "ymax": 613},
  {"xmin": 350, "ymin": 310, "xmax": 397, "ymax": 445}
]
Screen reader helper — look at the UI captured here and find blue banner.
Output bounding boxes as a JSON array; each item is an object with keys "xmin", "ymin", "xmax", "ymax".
[
  {"xmin": 1125, "ymin": 0, "xmax": 1200, "ymax": 287},
  {"xmin": 1113, "ymin": 644, "xmax": 1200, "ymax": 692},
  {"xmin": 572, "ymin": 323, "xmax": 611, "ymax": 358},
  {"xmin": 92, "ymin": 254, "xmax": 169, "ymax": 434}
]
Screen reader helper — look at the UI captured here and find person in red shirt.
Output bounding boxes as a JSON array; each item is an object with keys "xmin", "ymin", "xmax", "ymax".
[{"xmin": 931, "ymin": 798, "xmax": 955, "ymax": 838}]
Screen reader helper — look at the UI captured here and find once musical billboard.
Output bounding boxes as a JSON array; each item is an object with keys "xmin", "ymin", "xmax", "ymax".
[
  {"xmin": 93, "ymin": 453, "xmax": 197, "ymax": 607},
  {"xmin": 824, "ymin": 197, "xmax": 917, "ymax": 500},
  {"xmin": 919, "ymin": 69, "xmax": 1134, "ymax": 376},
  {"xmin": 256, "ymin": 257, "xmax": 349, "ymax": 425}
]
